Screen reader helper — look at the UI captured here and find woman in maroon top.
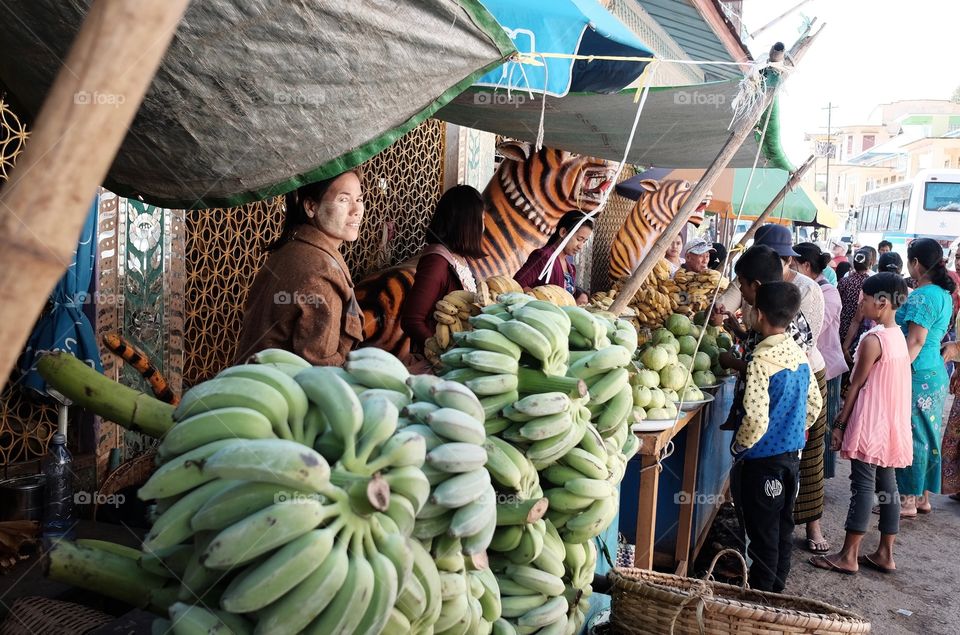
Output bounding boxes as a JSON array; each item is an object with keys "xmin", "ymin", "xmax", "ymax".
[
  {"xmin": 401, "ymin": 185, "xmax": 486, "ymax": 353},
  {"xmin": 514, "ymin": 211, "xmax": 593, "ymax": 305}
]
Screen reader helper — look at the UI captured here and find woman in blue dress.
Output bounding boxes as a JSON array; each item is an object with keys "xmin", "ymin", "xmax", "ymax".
[{"xmin": 896, "ymin": 238, "xmax": 955, "ymax": 516}]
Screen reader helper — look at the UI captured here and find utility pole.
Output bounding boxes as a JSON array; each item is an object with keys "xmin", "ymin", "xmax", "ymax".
[{"xmin": 822, "ymin": 102, "xmax": 838, "ymax": 211}]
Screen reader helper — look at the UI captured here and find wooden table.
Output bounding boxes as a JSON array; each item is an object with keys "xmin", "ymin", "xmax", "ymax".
[{"xmin": 631, "ymin": 406, "xmax": 704, "ymax": 575}]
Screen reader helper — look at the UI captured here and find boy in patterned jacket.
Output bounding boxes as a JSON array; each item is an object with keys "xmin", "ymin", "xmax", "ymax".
[{"xmin": 730, "ymin": 281, "xmax": 822, "ymax": 593}]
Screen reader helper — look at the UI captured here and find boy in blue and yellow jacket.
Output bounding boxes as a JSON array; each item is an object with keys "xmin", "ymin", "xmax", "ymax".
[{"xmin": 730, "ymin": 281, "xmax": 822, "ymax": 593}]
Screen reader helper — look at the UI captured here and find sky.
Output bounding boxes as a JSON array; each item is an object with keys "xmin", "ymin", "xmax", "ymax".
[{"xmin": 740, "ymin": 0, "xmax": 960, "ymax": 161}]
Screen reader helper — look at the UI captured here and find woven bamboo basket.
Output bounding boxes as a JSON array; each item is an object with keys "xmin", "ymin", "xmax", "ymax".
[
  {"xmin": 0, "ymin": 596, "xmax": 112, "ymax": 634},
  {"xmin": 609, "ymin": 549, "xmax": 870, "ymax": 634}
]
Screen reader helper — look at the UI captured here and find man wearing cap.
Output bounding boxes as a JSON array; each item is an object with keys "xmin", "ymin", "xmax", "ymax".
[
  {"xmin": 828, "ymin": 238, "xmax": 848, "ymax": 270},
  {"xmin": 681, "ymin": 237, "xmax": 714, "ymax": 274}
]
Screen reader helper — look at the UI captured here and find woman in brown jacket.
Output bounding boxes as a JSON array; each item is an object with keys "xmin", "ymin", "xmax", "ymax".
[
  {"xmin": 401, "ymin": 185, "xmax": 485, "ymax": 353},
  {"xmin": 236, "ymin": 171, "xmax": 365, "ymax": 366}
]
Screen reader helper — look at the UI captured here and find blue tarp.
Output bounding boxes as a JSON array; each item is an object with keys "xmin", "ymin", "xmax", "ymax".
[
  {"xmin": 19, "ymin": 198, "xmax": 102, "ymax": 395},
  {"xmin": 476, "ymin": 0, "xmax": 653, "ymax": 97}
]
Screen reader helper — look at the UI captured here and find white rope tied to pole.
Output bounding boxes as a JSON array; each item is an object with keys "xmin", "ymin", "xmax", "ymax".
[{"xmin": 535, "ymin": 62, "xmax": 659, "ymax": 284}]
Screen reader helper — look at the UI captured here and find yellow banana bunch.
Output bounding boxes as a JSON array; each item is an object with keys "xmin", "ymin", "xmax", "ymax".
[
  {"xmin": 672, "ymin": 268, "xmax": 729, "ymax": 315},
  {"xmin": 433, "ymin": 290, "xmax": 482, "ymax": 352},
  {"xmin": 529, "ymin": 285, "xmax": 576, "ymax": 307},
  {"xmin": 485, "ymin": 275, "xmax": 523, "ymax": 298}
]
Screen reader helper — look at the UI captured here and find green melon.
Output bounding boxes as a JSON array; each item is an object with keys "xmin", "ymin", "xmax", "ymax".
[{"xmin": 666, "ymin": 313, "xmax": 692, "ymax": 337}]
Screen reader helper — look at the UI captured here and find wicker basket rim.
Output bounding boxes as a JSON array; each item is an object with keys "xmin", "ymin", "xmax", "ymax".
[{"xmin": 610, "ymin": 567, "xmax": 869, "ymax": 624}]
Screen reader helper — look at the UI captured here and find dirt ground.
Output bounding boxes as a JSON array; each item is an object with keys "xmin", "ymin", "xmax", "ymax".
[{"xmin": 696, "ymin": 399, "xmax": 960, "ymax": 635}]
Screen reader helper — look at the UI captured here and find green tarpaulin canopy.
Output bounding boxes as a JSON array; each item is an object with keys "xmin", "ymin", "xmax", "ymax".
[
  {"xmin": 435, "ymin": 81, "xmax": 793, "ymax": 171},
  {"xmin": 0, "ymin": 1, "xmax": 515, "ymax": 209}
]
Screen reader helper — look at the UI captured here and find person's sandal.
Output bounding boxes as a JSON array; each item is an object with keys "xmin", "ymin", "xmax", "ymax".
[{"xmin": 806, "ymin": 538, "xmax": 830, "ymax": 554}]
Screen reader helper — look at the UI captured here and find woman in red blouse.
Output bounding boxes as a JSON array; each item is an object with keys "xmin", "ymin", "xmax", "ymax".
[
  {"xmin": 513, "ymin": 211, "xmax": 594, "ymax": 305},
  {"xmin": 400, "ymin": 185, "xmax": 486, "ymax": 353}
]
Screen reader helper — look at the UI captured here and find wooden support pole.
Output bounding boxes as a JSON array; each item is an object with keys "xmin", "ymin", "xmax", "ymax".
[
  {"xmin": 737, "ymin": 154, "xmax": 817, "ymax": 247},
  {"xmin": 610, "ymin": 26, "xmax": 824, "ymax": 316},
  {"xmin": 0, "ymin": 0, "xmax": 191, "ymax": 385}
]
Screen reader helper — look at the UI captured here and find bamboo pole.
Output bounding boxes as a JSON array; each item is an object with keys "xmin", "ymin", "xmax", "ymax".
[
  {"xmin": 0, "ymin": 0, "xmax": 190, "ymax": 385},
  {"xmin": 610, "ymin": 27, "xmax": 824, "ymax": 316},
  {"xmin": 737, "ymin": 154, "xmax": 817, "ymax": 247}
]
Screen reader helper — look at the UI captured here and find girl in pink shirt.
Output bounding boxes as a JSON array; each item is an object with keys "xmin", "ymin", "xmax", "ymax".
[{"xmin": 811, "ymin": 273, "xmax": 912, "ymax": 576}]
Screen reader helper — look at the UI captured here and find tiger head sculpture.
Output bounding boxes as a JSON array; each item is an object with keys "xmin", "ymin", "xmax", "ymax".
[
  {"xmin": 472, "ymin": 140, "xmax": 614, "ymax": 279},
  {"xmin": 608, "ymin": 178, "xmax": 712, "ymax": 281}
]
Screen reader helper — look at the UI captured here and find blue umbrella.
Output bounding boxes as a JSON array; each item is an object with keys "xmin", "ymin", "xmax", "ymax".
[
  {"xmin": 19, "ymin": 197, "xmax": 102, "ymax": 398},
  {"xmin": 475, "ymin": 0, "xmax": 653, "ymax": 97}
]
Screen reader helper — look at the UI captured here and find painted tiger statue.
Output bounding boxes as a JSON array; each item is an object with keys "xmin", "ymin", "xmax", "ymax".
[
  {"xmin": 608, "ymin": 178, "xmax": 712, "ymax": 281},
  {"xmin": 355, "ymin": 141, "xmax": 613, "ymax": 360}
]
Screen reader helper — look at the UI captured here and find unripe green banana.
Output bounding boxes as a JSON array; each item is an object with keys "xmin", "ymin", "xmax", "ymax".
[
  {"xmin": 578, "ymin": 421, "xmax": 608, "ymax": 460},
  {"xmin": 518, "ymin": 411, "xmax": 573, "ymax": 441},
  {"xmin": 505, "ymin": 564, "xmax": 565, "ymax": 597},
  {"xmin": 544, "ymin": 488, "xmax": 594, "ymax": 512},
  {"xmin": 406, "ymin": 373, "xmax": 445, "ymax": 402},
  {"xmin": 542, "ymin": 463, "xmax": 589, "ymax": 486},
  {"xmin": 499, "ymin": 593, "xmax": 548, "ymax": 618},
  {"xmin": 167, "ymin": 602, "xmax": 232, "ymax": 635},
  {"xmin": 408, "ymin": 536, "xmax": 443, "ymax": 629},
  {"xmin": 596, "ymin": 383, "xmax": 633, "ymax": 434},
  {"xmin": 526, "ymin": 419, "xmax": 586, "ymax": 466},
  {"xmin": 461, "ymin": 350, "xmax": 519, "ymax": 375},
  {"xmin": 434, "ymin": 592, "xmax": 471, "ymax": 633},
  {"xmin": 497, "ymin": 320, "xmax": 553, "ymax": 362},
  {"xmin": 402, "ymin": 401, "xmax": 440, "ymax": 424},
  {"xmin": 173, "ymin": 376, "xmax": 289, "ymax": 435},
  {"xmin": 220, "ymin": 525, "xmax": 336, "ymax": 612},
  {"xmin": 561, "ymin": 305, "xmax": 603, "ymax": 343},
  {"xmin": 465, "ymin": 373, "xmax": 520, "ymax": 396},
  {"xmin": 354, "ymin": 395, "xmax": 400, "ymax": 466},
  {"xmin": 370, "ymin": 429, "xmax": 426, "ymax": 470},
  {"xmin": 204, "ymin": 438, "xmax": 331, "ymax": 492},
  {"xmin": 425, "ymin": 408, "xmax": 486, "ymax": 445},
  {"xmin": 345, "ymin": 356, "xmax": 411, "ymax": 395},
  {"xmin": 431, "ymin": 380, "xmax": 486, "ymax": 422},
  {"xmin": 384, "ymin": 608, "xmax": 413, "ymax": 634},
  {"xmin": 177, "ymin": 532, "xmax": 220, "ymax": 602},
  {"xmin": 464, "ymin": 330, "xmax": 523, "ymax": 359},
  {"xmin": 563, "ymin": 494, "xmax": 618, "ymax": 539},
  {"xmin": 355, "ymin": 546, "xmax": 400, "ymax": 635},
  {"xmin": 138, "ymin": 439, "xmax": 241, "ymax": 500},
  {"xmin": 143, "ymin": 479, "xmax": 238, "ymax": 552},
  {"xmin": 485, "ymin": 416, "xmax": 512, "ymax": 436},
  {"xmin": 348, "ymin": 347, "xmax": 410, "ymax": 378},
  {"xmin": 248, "ymin": 348, "xmax": 310, "ymax": 368},
  {"xmin": 440, "ymin": 570, "xmax": 467, "ymax": 600},
  {"xmin": 301, "ymin": 404, "xmax": 325, "ymax": 449},
  {"xmin": 518, "ymin": 595, "xmax": 569, "ymax": 630},
  {"xmin": 561, "ymin": 448, "xmax": 609, "ymax": 480},
  {"xmin": 567, "ymin": 345, "xmax": 632, "ymax": 379},
  {"xmin": 474, "ymin": 567, "xmax": 503, "ymax": 622},
  {"xmin": 396, "ymin": 573, "xmax": 428, "ymax": 623},
  {"xmin": 401, "ymin": 423, "xmax": 445, "ymax": 450},
  {"xmin": 505, "ymin": 523, "xmax": 544, "ymax": 564},
  {"xmin": 413, "ymin": 510, "xmax": 455, "ymax": 540},
  {"xmin": 138, "ymin": 544, "xmax": 192, "ymax": 578},
  {"xmin": 255, "ymin": 538, "xmax": 349, "ymax": 635},
  {"xmin": 565, "ymin": 477, "xmax": 616, "ymax": 500},
  {"xmin": 493, "ymin": 617, "xmax": 521, "ymax": 635},
  {"xmin": 303, "ymin": 547, "xmax": 376, "ymax": 635},
  {"xmin": 158, "ymin": 407, "xmax": 275, "ymax": 458},
  {"xmin": 468, "ymin": 313, "xmax": 505, "ymax": 331},
  {"xmin": 201, "ymin": 498, "xmax": 331, "ymax": 569},
  {"xmin": 217, "ymin": 364, "xmax": 308, "ymax": 440},
  {"xmin": 586, "ymin": 367, "xmax": 630, "ymax": 405},
  {"xmin": 427, "ymin": 442, "xmax": 488, "ymax": 473},
  {"xmin": 430, "ymin": 468, "xmax": 491, "ymax": 508},
  {"xmin": 191, "ymin": 480, "xmax": 289, "ymax": 532},
  {"xmin": 439, "ymin": 348, "xmax": 473, "ymax": 370},
  {"xmin": 295, "ymin": 366, "xmax": 364, "ymax": 442},
  {"xmin": 483, "ymin": 436, "xmax": 525, "ymax": 490},
  {"xmin": 382, "ymin": 491, "xmax": 417, "ymax": 534},
  {"xmin": 449, "ymin": 488, "xmax": 496, "ymax": 538},
  {"xmin": 513, "ymin": 392, "xmax": 571, "ymax": 417},
  {"xmin": 358, "ymin": 387, "xmax": 411, "ymax": 411},
  {"xmin": 373, "ymin": 529, "xmax": 414, "ymax": 590}
]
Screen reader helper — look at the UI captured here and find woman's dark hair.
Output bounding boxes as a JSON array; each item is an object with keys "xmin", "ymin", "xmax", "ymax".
[
  {"xmin": 793, "ymin": 242, "xmax": 831, "ymax": 275},
  {"xmin": 862, "ymin": 272, "xmax": 910, "ymax": 308},
  {"xmin": 547, "ymin": 211, "xmax": 594, "ymax": 247},
  {"xmin": 878, "ymin": 251, "xmax": 903, "ymax": 274},
  {"xmin": 734, "ymin": 245, "xmax": 783, "ymax": 284},
  {"xmin": 908, "ymin": 237, "xmax": 956, "ymax": 293},
  {"xmin": 851, "ymin": 246, "xmax": 876, "ymax": 273},
  {"xmin": 835, "ymin": 261, "xmax": 852, "ymax": 279},
  {"xmin": 269, "ymin": 171, "xmax": 360, "ymax": 251},
  {"xmin": 426, "ymin": 185, "xmax": 486, "ymax": 259}
]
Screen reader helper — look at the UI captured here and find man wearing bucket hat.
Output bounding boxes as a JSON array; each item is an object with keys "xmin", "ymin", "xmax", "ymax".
[
  {"xmin": 755, "ymin": 225, "xmax": 832, "ymax": 554},
  {"xmin": 680, "ymin": 237, "xmax": 714, "ymax": 274},
  {"xmin": 828, "ymin": 237, "xmax": 849, "ymax": 270}
]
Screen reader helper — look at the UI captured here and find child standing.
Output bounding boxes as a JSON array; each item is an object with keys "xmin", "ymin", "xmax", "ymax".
[
  {"xmin": 730, "ymin": 282, "xmax": 823, "ymax": 593},
  {"xmin": 811, "ymin": 273, "xmax": 912, "ymax": 575}
]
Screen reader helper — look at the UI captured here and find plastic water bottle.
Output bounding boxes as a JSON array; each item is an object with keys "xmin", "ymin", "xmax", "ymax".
[{"xmin": 42, "ymin": 433, "xmax": 76, "ymax": 546}]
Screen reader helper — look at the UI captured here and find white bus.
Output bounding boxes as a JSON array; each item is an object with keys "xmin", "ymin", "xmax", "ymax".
[{"xmin": 855, "ymin": 169, "xmax": 960, "ymax": 257}]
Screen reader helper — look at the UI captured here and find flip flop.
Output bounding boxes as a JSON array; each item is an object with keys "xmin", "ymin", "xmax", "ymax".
[
  {"xmin": 858, "ymin": 555, "xmax": 895, "ymax": 575},
  {"xmin": 806, "ymin": 538, "xmax": 830, "ymax": 554},
  {"xmin": 808, "ymin": 555, "xmax": 856, "ymax": 575}
]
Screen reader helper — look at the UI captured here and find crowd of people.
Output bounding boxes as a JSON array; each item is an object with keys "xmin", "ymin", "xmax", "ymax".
[{"xmin": 705, "ymin": 226, "xmax": 960, "ymax": 592}]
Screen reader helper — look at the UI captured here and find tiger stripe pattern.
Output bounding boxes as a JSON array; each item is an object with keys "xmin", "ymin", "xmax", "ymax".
[
  {"xmin": 102, "ymin": 332, "xmax": 179, "ymax": 405},
  {"xmin": 355, "ymin": 141, "xmax": 612, "ymax": 361},
  {"xmin": 608, "ymin": 178, "xmax": 709, "ymax": 281},
  {"xmin": 471, "ymin": 140, "xmax": 612, "ymax": 278}
]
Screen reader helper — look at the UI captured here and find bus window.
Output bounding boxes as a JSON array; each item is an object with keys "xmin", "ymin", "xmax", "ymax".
[
  {"xmin": 879, "ymin": 202, "xmax": 891, "ymax": 230},
  {"xmin": 867, "ymin": 205, "xmax": 879, "ymax": 230},
  {"xmin": 923, "ymin": 182, "xmax": 960, "ymax": 211},
  {"xmin": 889, "ymin": 200, "xmax": 905, "ymax": 230}
]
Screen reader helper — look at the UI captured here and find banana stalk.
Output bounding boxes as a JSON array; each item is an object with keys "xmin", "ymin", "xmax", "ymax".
[
  {"xmin": 37, "ymin": 352, "xmax": 174, "ymax": 438},
  {"xmin": 516, "ymin": 368, "xmax": 587, "ymax": 399},
  {"xmin": 46, "ymin": 540, "xmax": 176, "ymax": 613}
]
